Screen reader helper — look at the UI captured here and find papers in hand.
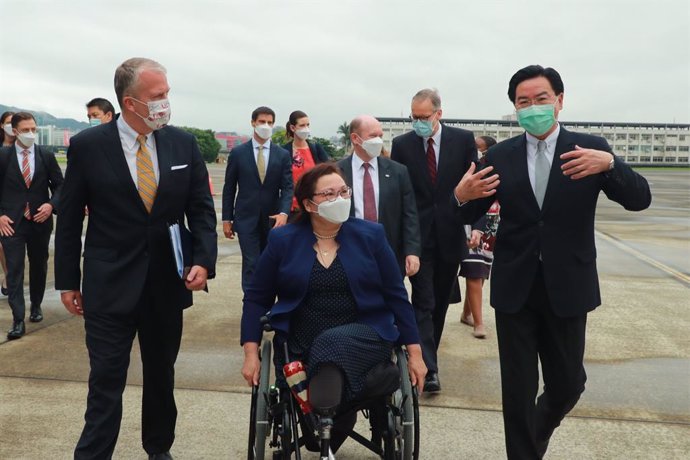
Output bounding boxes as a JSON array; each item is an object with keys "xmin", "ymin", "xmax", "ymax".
[{"xmin": 168, "ymin": 222, "xmax": 191, "ymax": 279}]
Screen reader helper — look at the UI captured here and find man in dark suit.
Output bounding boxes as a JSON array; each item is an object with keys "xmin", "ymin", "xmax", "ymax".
[
  {"xmin": 0, "ymin": 112, "xmax": 63, "ymax": 340},
  {"xmin": 337, "ymin": 114, "xmax": 420, "ymax": 277},
  {"xmin": 454, "ymin": 65, "xmax": 651, "ymax": 459},
  {"xmin": 391, "ymin": 89, "xmax": 477, "ymax": 392},
  {"xmin": 222, "ymin": 106, "xmax": 293, "ymax": 292},
  {"xmin": 55, "ymin": 58, "xmax": 217, "ymax": 459}
]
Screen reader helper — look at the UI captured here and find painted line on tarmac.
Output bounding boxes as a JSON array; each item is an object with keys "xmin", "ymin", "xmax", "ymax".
[{"xmin": 596, "ymin": 230, "xmax": 690, "ymax": 286}]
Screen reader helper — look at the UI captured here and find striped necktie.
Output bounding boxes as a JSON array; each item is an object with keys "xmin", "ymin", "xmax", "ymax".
[
  {"xmin": 136, "ymin": 135, "xmax": 157, "ymax": 213},
  {"xmin": 257, "ymin": 145, "xmax": 266, "ymax": 183},
  {"xmin": 22, "ymin": 150, "xmax": 32, "ymax": 220}
]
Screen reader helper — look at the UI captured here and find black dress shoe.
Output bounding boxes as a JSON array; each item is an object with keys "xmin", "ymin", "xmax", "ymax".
[
  {"xmin": 7, "ymin": 320, "xmax": 25, "ymax": 340},
  {"xmin": 29, "ymin": 305, "xmax": 43, "ymax": 323},
  {"xmin": 1, "ymin": 285, "xmax": 7, "ymax": 296},
  {"xmin": 424, "ymin": 372, "xmax": 441, "ymax": 393},
  {"xmin": 149, "ymin": 452, "xmax": 173, "ymax": 460}
]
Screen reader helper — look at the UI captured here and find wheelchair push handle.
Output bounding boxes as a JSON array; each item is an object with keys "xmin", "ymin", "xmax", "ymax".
[{"xmin": 260, "ymin": 314, "xmax": 273, "ymax": 332}]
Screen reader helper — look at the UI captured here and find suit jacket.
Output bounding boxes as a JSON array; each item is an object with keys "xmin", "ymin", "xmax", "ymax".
[
  {"xmin": 54, "ymin": 118, "xmax": 218, "ymax": 314},
  {"xmin": 281, "ymin": 140, "xmax": 330, "ymax": 164},
  {"xmin": 0, "ymin": 144, "xmax": 63, "ymax": 226},
  {"xmin": 459, "ymin": 127, "xmax": 651, "ymax": 317},
  {"xmin": 222, "ymin": 140, "xmax": 293, "ymax": 233},
  {"xmin": 391, "ymin": 124, "xmax": 477, "ymax": 263},
  {"xmin": 240, "ymin": 218, "xmax": 420, "ymax": 346},
  {"xmin": 337, "ymin": 155, "xmax": 421, "ymax": 272}
]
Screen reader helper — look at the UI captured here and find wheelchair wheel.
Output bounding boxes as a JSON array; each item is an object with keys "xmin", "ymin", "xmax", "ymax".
[
  {"xmin": 395, "ymin": 348, "xmax": 420, "ymax": 460},
  {"xmin": 248, "ymin": 340, "xmax": 272, "ymax": 460}
]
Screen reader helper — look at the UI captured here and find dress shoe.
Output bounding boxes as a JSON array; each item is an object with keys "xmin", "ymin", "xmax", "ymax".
[
  {"xmin": 7, "ymin": 320, "xmax": 25, "ymax": 340},
  {"xmin": 424, "ymin": 372, "xmax": 441, "ymax": 393},
  {"xmin": 29, "ymin": 305, "xmax": 43, "ymax": 323},
  {"xmin": 149, "ymin": 452, "xmax": 173, "ymax": 460},
  {"xmin": 472, "ymin": 324, "xmax": 486, "ymax": 339},
  {"xmin": 0, "ymin": 283, "xmax": 7, "ymax": 296},
  {"xmin": 460, "ymin": 313, "xmax": 474, "ymax": 327}
]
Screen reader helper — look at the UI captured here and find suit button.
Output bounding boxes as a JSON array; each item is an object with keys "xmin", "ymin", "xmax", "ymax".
[{"xmin": 538, "ymin": 221, "xmax": 544, "ymax": 227}]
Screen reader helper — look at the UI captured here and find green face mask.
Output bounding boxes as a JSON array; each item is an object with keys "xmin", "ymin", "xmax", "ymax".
[{"xmin": 516, "ymin": 104, "xmax": 556, "ymax": 136}]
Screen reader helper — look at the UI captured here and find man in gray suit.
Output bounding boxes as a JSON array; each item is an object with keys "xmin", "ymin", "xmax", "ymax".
[{"xmin": 337, "ymin": 115, "xmax": 421, "ymax": 277}]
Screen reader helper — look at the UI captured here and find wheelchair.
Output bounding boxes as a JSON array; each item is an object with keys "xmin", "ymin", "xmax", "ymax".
[{"xmin": 247, "ymin": 337, "xmax": 420, "ymax": 459}]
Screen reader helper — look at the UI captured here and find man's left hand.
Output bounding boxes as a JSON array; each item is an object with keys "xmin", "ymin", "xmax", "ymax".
[
  {"xmin": 185, "ymin": 265, "xmax": 208, "ymax": 291},
  {"xmin": 33, "ymin": 203, "xmax": 53, "ymax": 223},
  {"xmin": 270, "ymin": 213, "xmax": 288, "ymax": 228},
  {"xmin": 405, "ymin": 255, "xmax": 420, "ymax": 277},
  {"xmin": 561, "ymin": 145, "xmax": 613, "ymax": 180}
]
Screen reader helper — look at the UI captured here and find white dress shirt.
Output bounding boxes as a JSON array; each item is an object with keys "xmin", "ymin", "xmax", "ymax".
[
  {"xmin": 423, "ymin": 123, "xmax": 443, "ymax": 168},
  {"xmin": 252, "ymin": 137, "xmax": 271, "ymax": 165},
  {"xmin": 351, "ymin": 153, "xmax": 379, "ymax": 220},
  {"xmin": 525, "ymin": 124, "xmax": 560, "ymax": 194},
  {"xmin": 117, "ymin": 116, "xmax": 160, "ymax": 185},
  {"xmin": 14, "ymin": 143, "xmax": 36, "ymax": 180}
]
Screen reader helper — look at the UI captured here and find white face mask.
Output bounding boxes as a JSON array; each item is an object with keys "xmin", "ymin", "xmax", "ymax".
[
  {"xmin": 3, "ymin": 124, "xmax": 13, "ymax": 137},
  {"xmin": 295, "ymin": 128, "xmax": 310, "ymax": 140},
  {"xmin": 360, "ymin": 136, "xmax": 384, "ymax": 159},
  {"xmin": 131, "ymin": 97, "xmax": 171, "ymax": 130},
  {"xmin": 255, "ymin": 123, "xmax": 273, "ymax": 140},
  {"xmin": 313, "ymin": 196, "xmax": 351, "ymax": 224},
  {"xmin": 17, "ymin": 131, "xmax": 36, "ymax": 148}
]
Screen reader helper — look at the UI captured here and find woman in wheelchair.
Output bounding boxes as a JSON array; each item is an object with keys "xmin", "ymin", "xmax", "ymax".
[{"xmin": 241, "ymin": 163, "xmax": 427, "ymax": 454}]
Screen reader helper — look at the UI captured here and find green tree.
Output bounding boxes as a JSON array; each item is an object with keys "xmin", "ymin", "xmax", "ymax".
[
  {"xmin": 178, "ymin": 126, "xmax": 221, "ymax": 163},
  {"xmin": 271, "ymin": 128, "xmax": 289, "ymax": 147},
  {"xmin": 337, "ymin": 122, "xmax": 351, "ymax": 150},
  {"xmin": 312, "ymin": 137, "xmax": 344, "ymax": 160}
]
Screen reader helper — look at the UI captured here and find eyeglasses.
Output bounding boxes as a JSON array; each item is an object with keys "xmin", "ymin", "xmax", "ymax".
[
  {"xmin": 313, "ymin": 186, "xmax": 352, "ymax": 202},
  {"xmin": 409, "ymin": 110, "xmax": 437, "ymax": 122},
  {"xmin": 514, "ymin": 94, "xmax": 558, "ymax": 110}
]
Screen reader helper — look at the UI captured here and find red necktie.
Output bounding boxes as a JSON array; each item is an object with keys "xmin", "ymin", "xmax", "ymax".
[
  {"xmin": 21, "ymin": 150, "xmax": 32, "ymax": 220},
  {"xmin": 362, "ymin": 163, "xmax": 377, "ymax": 222},
  {"xmin": 426, "ymin": 138, "xmax": 437, "ymax": 185}
]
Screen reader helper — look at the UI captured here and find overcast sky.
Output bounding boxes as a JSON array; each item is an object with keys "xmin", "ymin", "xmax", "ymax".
[{"xmin": 2, "ymin": 0, "xmax": 688, "ymax": 137}]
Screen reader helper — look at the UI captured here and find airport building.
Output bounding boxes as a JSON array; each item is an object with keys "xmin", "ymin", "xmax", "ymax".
[{"xmin": 379, "ymin": 118, "xmax": 690, "ymax": 166}]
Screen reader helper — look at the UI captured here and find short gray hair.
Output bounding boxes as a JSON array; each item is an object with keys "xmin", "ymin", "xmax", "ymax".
[
  {"xmin": 412, "ymin": 88, "xmax": 441, "ymax": 111},
  {"xmin": 114, "ymin": 57, "xmax": 167, "ymax": 107}
]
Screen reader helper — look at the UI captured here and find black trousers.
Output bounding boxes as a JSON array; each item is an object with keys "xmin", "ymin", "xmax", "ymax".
[
  {"xmin": 2, "ymin": 218, "xmax": 52, "ymax": 321},
  {"xmin": 495, "ymin": 265, "xmax": 587, "ymax": 460},
  {"xmin": 75, "ymin": 282, "xmax": 183, "ymax": 459},
  {"xmin": 409, "ymin": 246, "xmax": 459, "ymax": 373},
  {"xmin": 237, "ymin": 216, "xmax": 271, "ymax": 292}
]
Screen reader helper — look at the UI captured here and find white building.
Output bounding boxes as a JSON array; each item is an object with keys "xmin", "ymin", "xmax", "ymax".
[{"xmin": 379, "ymin": 118, "xmax": 690, "ymax": 166}]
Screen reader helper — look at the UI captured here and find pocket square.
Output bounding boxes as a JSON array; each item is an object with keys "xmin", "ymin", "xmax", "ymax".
[{"xmin": 171, "ymin": 164, "xmax": 188, "ymax": 170}]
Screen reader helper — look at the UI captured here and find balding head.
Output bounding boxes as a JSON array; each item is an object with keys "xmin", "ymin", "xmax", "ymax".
[{"xmin": 350, "ymin": 115, "xmax": 383, "ymax": 161}]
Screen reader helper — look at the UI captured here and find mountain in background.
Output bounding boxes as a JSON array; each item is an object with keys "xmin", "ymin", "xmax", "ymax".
[{"xmin": 0, "ymin": 103, "xmax": 89, "ymax": 131}]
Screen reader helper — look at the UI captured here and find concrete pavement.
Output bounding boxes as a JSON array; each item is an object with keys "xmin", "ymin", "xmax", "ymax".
[{"xmin": 0, "ymin": 166, "xmax": 688, "ymax": 459}]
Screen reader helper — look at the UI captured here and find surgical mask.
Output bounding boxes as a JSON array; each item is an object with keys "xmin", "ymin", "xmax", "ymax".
[
  {"xmin": 17, "ymin": 131, "xmax": 36, "ymax": 148},
  {"xmin": 89, "ymin": 118, "xmax": 102, "ymax": 127},
  {"xmin": 516, "ymin": 104, "xmax": 556, "ymax": 137},
  {"xmin": 360, "ymin": 136, "xmax": 383, "ymax": 159},
  {"xmin": 3, "ymin": 124, "xmax": 13, "ymax": 137},
  {"xmin": 412, "ymin": 119, "xmax": 434, "ymax": 138},
  {"xmin": 255, "ymin": 123, "xmax": 273, "ymax": 140},
  {"xmin": 295, "ymin": 128, "xmax": 310, "ymax": 140},
  {"xmin": 131, "ymin": 97, "xmax": 171, "ymax": 130},
  {"xmin": 313, "ymin": 196, "xmax": 351, "ymax": 224}
]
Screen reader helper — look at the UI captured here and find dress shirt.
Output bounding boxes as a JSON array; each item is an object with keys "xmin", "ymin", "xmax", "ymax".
[
  {"xmin": 422, "ymin": 123, "xmax": 443, "ymax": 168},
  {"xmin": 116, "ymin": 116, "xmax": 160, "ymax": 185},
  {"xmin": 525, "ymin": 124, "xmax": 560, "ymax": 194},
  {"xmin": 252, "ymin": 137, "xmax": 271, "ymax": 165},
  {"xmin": 351, "ymin": 153, "xmax": 379, "ymax": 220},
  {"xmin": 14, "ymin": 142, "xmax": 35, "ymax": 180}
]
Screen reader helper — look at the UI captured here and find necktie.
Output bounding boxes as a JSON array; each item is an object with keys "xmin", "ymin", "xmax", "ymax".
[
  {"xmin": 534, "ymin": 140, "xmax": 549, "ymax": 209},
  {"xmin": 22, "ymin": 150, "xmax": 32, "ymax": 220},
  {"xmin": 362, "ymin": 163, "xmax": 377, "ymax": 222},
  {"xmin": 426, "ymin": 138, "xmax": 437, "ymax": 185},
  {"xmin": 136, "ymin": 135, "xmax": 157, "ymax": 213},
  {"xmin": 257, "ymin": 145, "xmax": 266, "ymax": 183}
]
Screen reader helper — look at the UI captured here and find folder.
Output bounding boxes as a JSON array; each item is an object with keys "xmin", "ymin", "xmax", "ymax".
[{"xmin": 168, "ymin": 222, "xmax": 192, "ymax": 279}]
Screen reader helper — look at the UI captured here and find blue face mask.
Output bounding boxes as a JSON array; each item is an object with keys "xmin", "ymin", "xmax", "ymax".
[
  {"xmin": 412, "ymin": 119, "xmax": 434, "ymax": 138},
  {"xmin": 516, "ymin": 104, "xmax": 556, "ymax": 137},
  {"xmin": 89, "ymin": 118, "xmax": 102, "ymax": 127}
]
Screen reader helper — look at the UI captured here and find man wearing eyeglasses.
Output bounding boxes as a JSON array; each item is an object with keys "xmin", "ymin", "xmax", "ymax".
[
  {"xmin": 391, "ymin": 89, "xmax": 478, "ymax": 393},
  {"xmin": 453, "ymin": 65, "xmax": 651, "ymax": 459},
  {"xmin": 337, "ymin": 114, "xmax": 421, "ymax": 277}
]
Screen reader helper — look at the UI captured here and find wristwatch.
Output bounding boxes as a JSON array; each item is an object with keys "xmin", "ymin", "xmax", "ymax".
[{"xmin": 608, "ymin": 155, "xmax": 615, "ymax": 171}]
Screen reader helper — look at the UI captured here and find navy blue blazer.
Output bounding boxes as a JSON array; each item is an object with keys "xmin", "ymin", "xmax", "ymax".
[
  {"xmin": 459, "ymin": 127, "xmax": 651, "ymax": 317},
  {"xmin": 241, "ymin": 218, "xmax": 420, "ymax": 346},
  {"xmin": 222, "ymin": 140, "xmax": 293, "ymax": 233}
]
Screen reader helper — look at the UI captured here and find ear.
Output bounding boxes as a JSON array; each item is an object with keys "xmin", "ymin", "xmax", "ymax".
[
  {"xmin": 104, "ymin": 113, "xmax": 113, "ymax": 123},
  {"xmin": 436, "ymin": 108, "xmax": 443, "ymax": 121},
  {"xmin": 303, "ymin": 198, "xmax": 316, "ymax": 213},
  {"xmin": 350, "ymin": 132, "xmax": 359, "ymax": 145}
]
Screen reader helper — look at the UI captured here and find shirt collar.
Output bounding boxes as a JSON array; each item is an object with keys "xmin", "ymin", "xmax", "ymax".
[
  {"xmin": 15, "ymin": 142, "xmax": 35, "ymax": 155},
  {"xmin": 424, "ymin": 123, "xmax": 443, "ymax": 146},
  {"xmin": 526, "ymin": 123, "xmax": 560, "ymax": 152},
  {"xmin": 252, "ymin": 137, "xmax": 271, "ymax": 150},
  {"xmin": 117, "ymin": 115, "xmax": 151, "ymax": 150},
  {"xmin": 352, "ymin": 151, "xmax": 378, "ymax": 171}
]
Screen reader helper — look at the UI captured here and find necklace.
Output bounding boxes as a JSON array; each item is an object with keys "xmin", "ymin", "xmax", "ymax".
[{"xmin": 313, "ymin": 229, "xmax": 340, "ymax": 239}]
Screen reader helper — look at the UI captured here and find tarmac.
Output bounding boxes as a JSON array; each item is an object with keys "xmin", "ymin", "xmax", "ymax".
[{"xmin": 0, "ymin": 166, "xmax": 688, "ymax": 459}]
